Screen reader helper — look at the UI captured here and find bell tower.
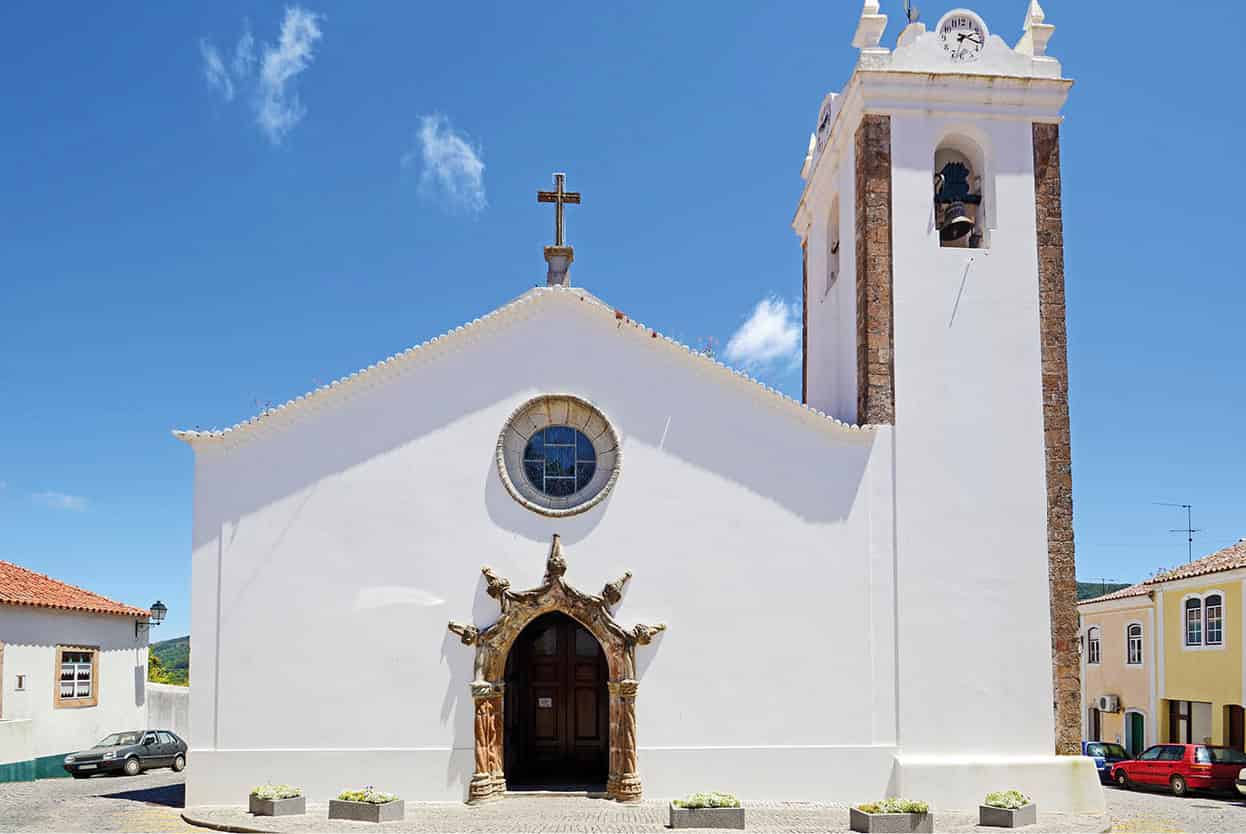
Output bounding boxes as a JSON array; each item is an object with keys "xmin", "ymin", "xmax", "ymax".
[{"xmin": 795, "ymin": 0, "xmax": 1087, "ymax": 803}]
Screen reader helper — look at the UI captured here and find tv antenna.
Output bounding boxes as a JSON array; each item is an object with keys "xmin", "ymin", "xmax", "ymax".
[
  {"xmin": 904, "ymin": 0, "xmax": 920, "ymax": 23},
  {"xmin": 1154, "ymin": 502, "xmax": 1201, "ymax": 564}
]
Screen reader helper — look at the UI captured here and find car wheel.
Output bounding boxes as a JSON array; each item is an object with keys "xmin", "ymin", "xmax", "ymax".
[
  {"xmin": 171, "ymin": 754, "xmax": 186, "ymax": 772},
  {"xmin": 1170, "ymin": 775, "xmax": 1187, "ymax": 797},
  {"xmin": 123, "ymin": 757, "xmax": 141, "ymax": 777},
  {"xmin": 1116, "ymin": 771, "xmax": 1130, "ymax": 789}
]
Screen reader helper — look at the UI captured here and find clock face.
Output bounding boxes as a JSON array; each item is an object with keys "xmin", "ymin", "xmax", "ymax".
[{"xmin": 937, "ymin": 11, "xmax": 987, "ymax": 63}]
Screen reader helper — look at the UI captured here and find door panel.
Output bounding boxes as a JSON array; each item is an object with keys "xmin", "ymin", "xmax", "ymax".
[{"xmin": 506, "ymin": 612, "xmax": 608, "ymax": 786}]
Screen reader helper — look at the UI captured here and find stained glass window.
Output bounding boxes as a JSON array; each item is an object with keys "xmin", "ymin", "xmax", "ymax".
[{"xmin": 523, "ymin": 426, "xmax": 596, "ymax": 497}]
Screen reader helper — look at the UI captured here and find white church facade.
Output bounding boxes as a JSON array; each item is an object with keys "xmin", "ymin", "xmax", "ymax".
[{"xmin": 177, "ymin": 2, "xmax": 1102, "ymax": 812}]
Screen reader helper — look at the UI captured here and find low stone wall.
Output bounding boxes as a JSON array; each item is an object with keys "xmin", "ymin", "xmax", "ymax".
[{"xmin": 147, "ymin": 683, "xmax": 190, "ymax": 739}]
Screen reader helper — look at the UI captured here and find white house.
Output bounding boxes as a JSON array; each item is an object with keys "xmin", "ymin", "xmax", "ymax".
[
  {"xmin": 176, "ymin": 3, "xmax": 1102, "ymax": 812},
  {"xmin": 0, "ymin": 561, "xmax": 155, "ymax": 782}
]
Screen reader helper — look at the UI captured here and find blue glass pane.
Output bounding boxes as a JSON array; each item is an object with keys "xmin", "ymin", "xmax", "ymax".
[
  {"xmin": 548, "ymin": 446, "xmax": 575, "ymax": 476},
  {"xmin": 576, "ymin": 461, "xmax": 596, "ymax": 491},
  {"xmin": 546, "ymin": 426, "xmax": 575, "ymax": 445},
  {"xmin": 524, "ymin": 461, "xmax": 544, "ymax": 488},
  {"xmin": 575, "ymin": 432, "xmax": 595, "ymax": 459},
  {"xmin": 546, "ymin": 477, "xmax": 576, "ymax": 497},
  {"xmin": 524, "ymin": 433, "xmax": 544, "ymax": 456}
]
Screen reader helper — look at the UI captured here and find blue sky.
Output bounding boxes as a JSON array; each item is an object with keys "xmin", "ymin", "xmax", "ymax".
[{"xmin": 1, "ymin": 1, "xmax": 1242, "ymax": 639}]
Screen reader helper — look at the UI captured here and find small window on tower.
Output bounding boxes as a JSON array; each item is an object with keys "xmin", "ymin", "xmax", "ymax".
[
  {"xmin": 824, "ymin": 196, "xmax": 841, "ymax": 298},
  {"xmin": 934, "ymin": 143, "xmax": 987, "ymax": 249}
]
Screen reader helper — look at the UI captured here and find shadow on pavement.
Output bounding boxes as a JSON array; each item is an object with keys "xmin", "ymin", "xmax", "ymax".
[{"xmin": 98, "ymin": 782, "xmax": 185, "ymax": 808}]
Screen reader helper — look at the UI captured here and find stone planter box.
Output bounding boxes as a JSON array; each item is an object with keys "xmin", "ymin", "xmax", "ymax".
[
  {"xmin": 979, "ymin": 803, "xmax": 1037, "ymax": 828},
  {"xmin": 248, "ymin": 795, "xmax": 305, "ymax": 816},
  {"xmin": 669, "ymin": 803, "xmax": 746, "ymax": 829},
  {"xmin": 849, "ymin": 807, "xmax": 933, "ymax": 833},
  {"xmin": 328, "ymin": 798, "xmax": 405, "ymax": 823}
]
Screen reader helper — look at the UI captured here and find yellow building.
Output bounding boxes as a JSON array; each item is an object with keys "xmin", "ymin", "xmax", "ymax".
[
  {"xmin": 1078, "ymin": 539, "xmax": 1246, "ymax": 754},
  {"xmin": 1078, "ymin": 584, "xmax": 1155, "ymax": 755}
]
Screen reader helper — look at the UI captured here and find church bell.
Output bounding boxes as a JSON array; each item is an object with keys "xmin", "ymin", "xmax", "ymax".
[{"xmin": 938, "ymin": 201, "xmax": 975, "ymax": 242}]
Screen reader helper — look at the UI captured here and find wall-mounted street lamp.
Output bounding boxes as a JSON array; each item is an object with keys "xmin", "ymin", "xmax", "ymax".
[{"xmin": 136, "ymin": 600, "xmax": 168, "ymax": 638}]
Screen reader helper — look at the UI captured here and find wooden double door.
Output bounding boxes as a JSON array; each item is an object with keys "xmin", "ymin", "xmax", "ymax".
[{"xmin": 504, "ymin": 612, "xmax": 609, "ymax": 787}]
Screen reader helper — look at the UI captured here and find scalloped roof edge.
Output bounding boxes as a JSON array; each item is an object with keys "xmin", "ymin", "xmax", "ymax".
[{"xmin": 172, "ymin": 285, "xmax": 875, "ymax": 449}]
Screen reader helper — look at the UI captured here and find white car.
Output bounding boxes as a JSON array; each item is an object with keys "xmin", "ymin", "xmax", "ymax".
[{"xmin": 1237, "ymin": 767, "xmax": 1246, "ymax": 796}]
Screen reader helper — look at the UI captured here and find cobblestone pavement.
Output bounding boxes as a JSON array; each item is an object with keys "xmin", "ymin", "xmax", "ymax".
[
  {"xmin": 10, "ymin": 773, "xmax": 1246, "ymax": 833},
  {"xmin": 1104, "ymin": 782, "xmax": 1246, "ymax": 833},
  {"xmin": 184, "ymin": 795, "xmax": 1107, "ymax": 833},
  {"xmin": 0, "ymin": 769, "xmax": 193, "ymax": 832}
]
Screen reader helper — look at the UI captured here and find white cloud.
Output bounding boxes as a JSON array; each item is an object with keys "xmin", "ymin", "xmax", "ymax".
[
  {"xmin": 199, "ymin": 40, "xmax": 234, "ymax": 102},
  {"xmin": 198, "ymin": 8, "xmax": 323, "ymax": 145},
  {"xmin": 33, "ymin": 491, "xmax": 89, "ymax": 512},
  {"xmin": 256, "ymin": 7, "xmax": 324, "ymax": 145},
  {"xmin": 403, "ymin": 114, "xmax": 487, "ymax": 214},
  {"xmin": 724, "ymin": 296, "xmax": 802, "ymax": 369},
  {"xmin": 233, "ymin": 21, "xmax": 256, "ymax": 78}
]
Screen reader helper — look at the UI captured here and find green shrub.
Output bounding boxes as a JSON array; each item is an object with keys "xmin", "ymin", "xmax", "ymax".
[
  {"xmin": 249, "ymin": 784, "xmax": 302, "ymax": 800},
  {"xmin": 672, "ymin": 791, "xmax": 741, "ymax": 809},
  {"xmin": 983, "ymin": 790, "xmax": 1031, "ymax": 810},
  {"xmin": 337, "ymin": 786, "xmax": 399, "ymax": 804},
  {"xmin": 855, "ymin": 798, "xmax": 929, "ymax": 814}
]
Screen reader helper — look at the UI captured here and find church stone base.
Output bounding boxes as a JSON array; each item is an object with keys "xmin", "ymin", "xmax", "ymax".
[
  {"xmin": 892, "ymin": 754, "xmax": 1104, "ymax": 814},
  {"xmin": 185, "ymin": 747, "xmax": 1104, "ymax": 814}
]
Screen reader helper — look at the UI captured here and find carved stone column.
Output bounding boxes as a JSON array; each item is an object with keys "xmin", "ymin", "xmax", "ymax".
[
  {"xmin": 469, "ymin": 682, "xmax": 504, "ymax": 803},
  {"xmin": 612, "ymin": 679, "xmax": 642, "ymax": 802},
  {"xmin": 489, "ymin": 682, "xmax": 506, "ymax": 795},
  {"xmin": 606, "ymin": 682, "xmax": 622, "ymax": 797}
]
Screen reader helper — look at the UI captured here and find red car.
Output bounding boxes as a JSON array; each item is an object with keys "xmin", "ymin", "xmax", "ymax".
[{"xmin": 1111, "ymin": 744, "xmax": 1246, "ymax": 796}]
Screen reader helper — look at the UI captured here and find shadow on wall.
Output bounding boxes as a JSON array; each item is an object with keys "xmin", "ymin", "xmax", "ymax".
[{"xmin": 193, "ymin": 303, "xmax": 876, "ymax": 552}]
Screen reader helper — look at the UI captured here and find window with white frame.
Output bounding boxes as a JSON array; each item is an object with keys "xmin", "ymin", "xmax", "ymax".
[
  {"xmin": 60, "ymin": 651, "xmax": 92, "ymax": 699},
  {"xmin": 1205, "ymin": 594, "xmax": 1223, "ymax": 646},
  {"xmin": 1185, "ymin": 597, "xmax": 1203, "ymax": 646},
  {"xmin": 54, "ymin": 646, "xmax": 97, "ymax": 708},
  {"xmin": 1127, "ymin": 623, "xmax": 1143, "ymax": 665},
  {"xmin": 1087, "ymin": 627, "xmax": 1101, "ymax": 665}
]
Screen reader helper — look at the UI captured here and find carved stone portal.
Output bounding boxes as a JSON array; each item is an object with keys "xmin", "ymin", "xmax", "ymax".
[{"xmin": 448, "ymin": 535, "xmax": 665, "ymax": 804}]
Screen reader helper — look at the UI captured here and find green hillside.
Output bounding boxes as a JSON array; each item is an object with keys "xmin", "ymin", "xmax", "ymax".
[
  {"xmin": 150, "ymin": 635, "xmax": 189, "ymax": 685},
  {"xmin": 1077, "ymin": 581, "xmax": 1130, "ymax": 601}
]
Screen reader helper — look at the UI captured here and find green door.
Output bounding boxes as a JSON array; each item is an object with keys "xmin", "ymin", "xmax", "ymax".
[{"xmin": 1127, "ymin": 712, "xmax": 1145, "ymax": 757}]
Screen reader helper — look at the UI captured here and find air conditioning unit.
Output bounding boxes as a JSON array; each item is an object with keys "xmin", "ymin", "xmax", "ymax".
[{"xmin": 1097, "ymin": 695, "xmax": 1120, "ymax": 713}]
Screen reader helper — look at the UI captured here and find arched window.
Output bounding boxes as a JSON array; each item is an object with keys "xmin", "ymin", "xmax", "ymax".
[
  {"xmin": 1205, "ymin": 594, "xmax": 1223, "ymax": 646},
  {"xmin": 933, "ymin": 137, "xmax": 988, "ymax": 249},
  {"xmin": 1087, "ymin": 627, "xmax": 1101, "ymax": 665},
  {"xmin": 1185, "ymin": 597, "xmax": 1203, "ymax": 646},
  {"xmin": 1127, "ymin": 623, "xmax": 1143, "ymax": 665}
]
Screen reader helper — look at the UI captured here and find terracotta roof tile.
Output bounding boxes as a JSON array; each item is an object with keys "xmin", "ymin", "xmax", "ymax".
[
  {"xmin": 1080, "ymin": 538, "xmax": 1246, "ymax": 606},
  {"xmin": 0, "ymin": 561, "xmax": 149, "ymax": 618},
  {"xmin": 1079, "ymin": 582, "xmax": 1151, "ymax": 605},
  {"xmin": 1149, "ymin": 539, "xmax": 1246, "ymax": 584}
]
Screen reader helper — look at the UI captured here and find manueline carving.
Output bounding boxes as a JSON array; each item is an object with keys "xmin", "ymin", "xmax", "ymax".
[{"xmin": 447, "ymin": 534, "xmax": 664, "ymax": 804}]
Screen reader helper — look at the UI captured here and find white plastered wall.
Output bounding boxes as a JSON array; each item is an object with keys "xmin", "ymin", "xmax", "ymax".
[
  {"xmin": 0, "ymin": 606, "xmax": 148, "ymax": 762},
  {"xmin": 186, "ymin": 294, "xmax": 899, "ymax": 805}
]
